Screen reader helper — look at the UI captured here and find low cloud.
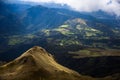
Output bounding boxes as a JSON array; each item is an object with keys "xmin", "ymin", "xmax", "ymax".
[{"xmin": 12, "ymin": 0, "xmax": 120, "ymax": 16}]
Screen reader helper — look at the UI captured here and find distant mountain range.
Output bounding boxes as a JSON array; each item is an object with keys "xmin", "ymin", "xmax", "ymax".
[{"xmin": 0, "ymin": 1, "xmax": 120, "ymax": 35}]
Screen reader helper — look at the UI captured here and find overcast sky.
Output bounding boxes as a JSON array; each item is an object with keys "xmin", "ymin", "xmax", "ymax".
[{"xmin": 8, "ymin": 0, "xmax": 120, "ymax": 16}]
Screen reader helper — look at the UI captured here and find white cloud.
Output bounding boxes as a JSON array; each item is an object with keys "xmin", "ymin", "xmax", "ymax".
[{"xmin": 20, "ymin": 0, "xmax": 120, "ymax": 16}]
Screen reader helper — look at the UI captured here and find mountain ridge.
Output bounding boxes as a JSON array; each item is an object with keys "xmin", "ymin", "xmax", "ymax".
[
  {"xmin": 0, "ymin": 46, "xmax": 95, "ymax": 80},
  {"xmin": 0, "ymin": 46, "xmax": 120, "ymax": 80}
]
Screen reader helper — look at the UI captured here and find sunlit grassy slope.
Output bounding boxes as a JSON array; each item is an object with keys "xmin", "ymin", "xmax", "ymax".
[
  {"xmin": 0, "ymin": 46, "xmax": 95, "ymax": 80},
  {"xmin": 0, "ymin": 46, "xmax": 119, "ymax": 80}
]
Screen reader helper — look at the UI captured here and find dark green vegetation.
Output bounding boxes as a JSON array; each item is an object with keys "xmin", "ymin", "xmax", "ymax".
[{"xmin": 0, "ymin": 1, "xmax": 120, "ymax": 79}]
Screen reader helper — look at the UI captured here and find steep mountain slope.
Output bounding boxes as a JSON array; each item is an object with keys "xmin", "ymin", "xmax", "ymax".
[
  {"xmin": 20, "ymin": 5, "xmax": 74, "ymax": 33},
  {"xmin": 0, "ymin": 2, "xmax": 75, "ymax": 35},
  {"xmin": 0, "ymin": 46, "xmax": 95, "ymax": 80},
  {"xmin": 85, "ymin": 10, "xmax": 120, "ymax": 29},
  {"xmin": 0, "ymin": 1, "xmax": 26, "ymax": 35}
]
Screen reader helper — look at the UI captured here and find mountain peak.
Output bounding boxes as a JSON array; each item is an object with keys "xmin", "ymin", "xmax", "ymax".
[
  {"xmin": 19, "ymin": 46, "xmax": 50, "ymax": 57},
  {"xmin": 0, "ymin": 46, "xmax": 95, "ymax": 80},
  {"xmin": 26, "ymin": 46, "xmax": 47, "ymax": 54}
]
